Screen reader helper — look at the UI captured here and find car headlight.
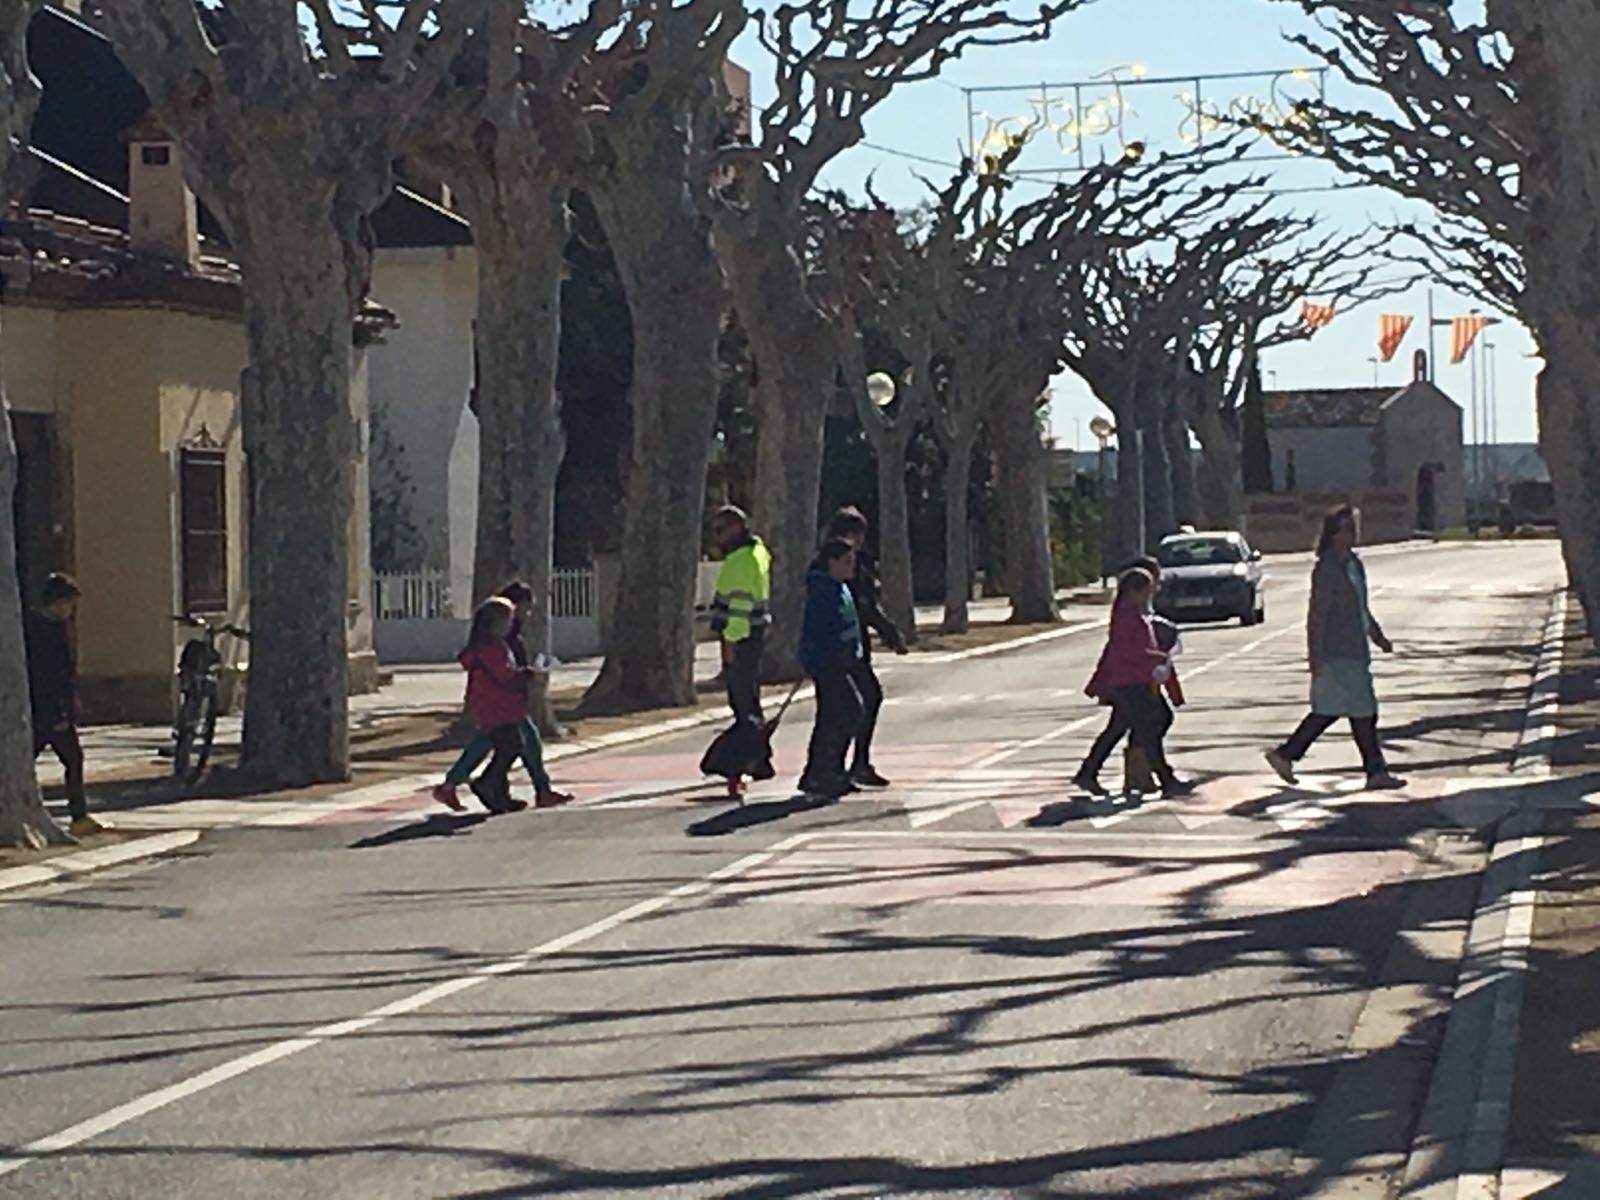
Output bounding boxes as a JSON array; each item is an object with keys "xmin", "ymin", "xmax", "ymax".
[{"xmin": 1232, "ymin": 563, "xmax": 1250, "ymax": 577}]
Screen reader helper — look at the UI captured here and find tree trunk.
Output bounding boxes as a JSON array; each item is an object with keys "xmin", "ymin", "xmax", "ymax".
[
  {"xmin": 1166, "ymin": 397, "xmax": 1201, "ymax": 527},
  {"xmin": 873, "ymin": 429, "xmax": 918, "ymax": 643},
  {"xmin": 582, "ymin": 197, "xmax": 723, "ymax": 714},
  {"xmin": 721, "ymin": 232, "xmax": 835, "ymax": 681},
  {"xmin": 1140, "ymin": 398, "xmax": 1175, "ymax": 542},
  {"xmin": 993, "ymin": 390, "xmax": 1059, "ymax": 624},
  {"xmin": 1110, "ymin": 396, "xmax": 1146, "ymax": 568},
  {"xmin": 1535, "ymin": 350, "xmax": 1600, "ymax": 638},
  {"xmin": 237, "ymin": 213, "xmax": 359, "ymax": 788},
  {"xmin": 466, "ymin": 195, "xmax": 568, "ymax": 735},
  {"xmin": 1192, "ymin": 404, "xmax": 1245, "ymax": 530},
  {"xmin": 0, "ymin": 10, "xmax": 64, "ymax": 848},
  {"xmin": 940, "ymin": 430, "xmax": 978, "ymax": 633},
  {"xmin": 0, "ymin": 404, "xmax": 65, "ymax": 849}
]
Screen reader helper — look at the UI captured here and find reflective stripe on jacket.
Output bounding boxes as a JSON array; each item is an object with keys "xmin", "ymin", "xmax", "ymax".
[{"xmin": 710, "ymin": 537, "xmax": 772, "ymax": 643}]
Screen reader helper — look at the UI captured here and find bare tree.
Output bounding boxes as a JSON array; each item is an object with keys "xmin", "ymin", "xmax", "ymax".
[
  {"xmin": 819, "ymin": 188, "xmax": 958, "ymax": 643},
  {"xmin": 99, "ymin": 1, "xmax": 472, "ymax": 786},
  {"xmin": 399, "ymin": 1, "xmax": 614, "ymax": 733},
  {"xmin": 0, "ymin": 0, "xmax": 67, "ymax": 849},
  {"xmin": 1274, "ymin": 0, "xmax": 1600, "ymax": 635},
  {"xmin": 578, "ymin": 0, "xmax": 745, "ymax": 714},
  {"xmin": 1053, "ymin": 154, "xmax": 1254, "ymax": 564},
  {"xmin": 1181, "ymin": 215, "xmax": 1398, "ymax": 529},
  {"xmin": 713, "ymin": 0, "xmax": 1083, "ymax": 674}
]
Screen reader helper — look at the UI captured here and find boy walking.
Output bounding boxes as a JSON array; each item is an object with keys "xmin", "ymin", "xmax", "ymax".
[
  {"xmin": 26, "ymin": 573, "xmax": 100, "ymax": 837},
  {"xmin": 797, "ymin": 540, "xmax": 865, "ymax": 799}
]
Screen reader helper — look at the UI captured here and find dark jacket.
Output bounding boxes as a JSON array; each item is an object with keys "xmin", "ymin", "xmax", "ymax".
[
  {"xmin": 1308, "ymin": 552, "xmax": 1383, "ymax": 666},
  {"xmin": 848, "ymin": 549, "xmax": 904, "ymax": 659},
  {"xmin": 24, "ymin": 608, "xmax": 76, "ymax": 727},
  {"xmin": 798, "ymin": 567, "xmax": 863, "ymax": 676}
]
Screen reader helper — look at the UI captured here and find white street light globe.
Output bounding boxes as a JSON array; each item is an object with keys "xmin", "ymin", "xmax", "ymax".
[{"xmin": 865, "ymin": 372, "xmax": 897, "ymax": 408}]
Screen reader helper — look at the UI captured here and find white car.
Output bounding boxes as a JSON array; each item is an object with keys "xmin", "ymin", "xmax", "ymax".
[{"xmin": 1153, "ymin": 531, "xmax": 1265, "ymax": 626}]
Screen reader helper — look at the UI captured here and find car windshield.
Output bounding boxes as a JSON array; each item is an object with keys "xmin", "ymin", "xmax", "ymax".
[{"xmin": 1158, "ymin": 537, "xmax": 1244, "ymax": 567}]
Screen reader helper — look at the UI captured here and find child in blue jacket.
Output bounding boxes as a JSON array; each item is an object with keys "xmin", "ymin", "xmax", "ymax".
[{"xmin": 797, "ymin": 539, "xmax": 864, "ymax": 798}]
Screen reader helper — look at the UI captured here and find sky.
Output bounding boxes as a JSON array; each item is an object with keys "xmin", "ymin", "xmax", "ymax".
[{"xmin": 733, "ymin": 0, "xmax": 1541, "ymax": 452}]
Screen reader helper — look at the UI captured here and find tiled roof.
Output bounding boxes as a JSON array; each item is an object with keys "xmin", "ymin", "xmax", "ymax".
[{"xmin": 1264, "ymin": 387, "xmax": 1396, "ymax": 430}]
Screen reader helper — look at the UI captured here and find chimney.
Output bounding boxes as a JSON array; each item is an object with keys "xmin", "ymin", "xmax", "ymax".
[{"xmin": 123, "ymin": 113, "xmax": 199, "ymax": 268}]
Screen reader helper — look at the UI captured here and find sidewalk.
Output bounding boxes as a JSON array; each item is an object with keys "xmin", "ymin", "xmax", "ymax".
[{"xmin": 1498, "ymin": 601, "xmax": 1600, "ymax": 1197}]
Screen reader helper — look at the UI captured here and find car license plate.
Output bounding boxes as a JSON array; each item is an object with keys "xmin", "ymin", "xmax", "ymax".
[{"xmin": 1176, "ymin": 596, "xmax": 1210, "ymax": 608}]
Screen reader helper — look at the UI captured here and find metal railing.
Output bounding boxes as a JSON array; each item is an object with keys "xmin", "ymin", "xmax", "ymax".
[{"xmin": 373, "ymin": 567, "xmax": 599, "ymax": 622}]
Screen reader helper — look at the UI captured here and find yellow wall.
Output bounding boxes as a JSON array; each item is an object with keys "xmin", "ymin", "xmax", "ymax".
[
  {"xmin": 50, "ymin": 306, "xmax": 247, "ymax": 720},
  {"xmin": 2, "ymin": 306, "xmax": 60, "ymax": 415}
]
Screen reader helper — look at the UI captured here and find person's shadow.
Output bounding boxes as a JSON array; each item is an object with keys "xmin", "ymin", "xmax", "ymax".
[
  {"xmin": 350, "ymin": 812, "xmax": 490, "ymax": 848},
  {"xmin": 687, "ymin": 795, "xmax": 821, "ymax": 837}
]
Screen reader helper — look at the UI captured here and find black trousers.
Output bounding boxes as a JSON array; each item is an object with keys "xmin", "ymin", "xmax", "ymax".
[
  {"xmin": 725, "ymin": 632, "xmax": 766, "ymax": 727},
  {"xmin": 849, "ymin": 660, "xmax": 883, "ymax": 772},
  {"xmin": 1079, "ymin": 686, "xmax": 1175, "ymax": 785},
  {"xmin": 473, "ymin": 724, "xmax": 524, "ymax": 812},
  {"xmin": 804, "ymin": 664, "xmax": 863, "ymax": 785},
  {"xmin": 33, "ymin": 722, "xmax": 88, "ymax": 822},
  {"xmin": 1279, "ymin": 713, "xmax": 1386, "ymax": 775}
]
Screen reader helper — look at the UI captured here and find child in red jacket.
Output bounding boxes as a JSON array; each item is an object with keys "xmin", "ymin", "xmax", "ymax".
[
  {"xmin": 457, "ymin": 597, "xmax": 532, "ymax": 814},
  {"xmin": 1075, "ymin": 567, "xmax": 1192, "ymax": 799}
]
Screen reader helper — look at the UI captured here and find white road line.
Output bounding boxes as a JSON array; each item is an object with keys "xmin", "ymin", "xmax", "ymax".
[
  {"xmin": 910, "ymin": 618, "xmax": 1103, "ymax": 664},
  {"xmin": 1511, "ymin": 591, "xmax": 1566, "ymax": 779},
  {"xmin": 0, "ymin": 832, "xmax": 813, "ymax": 1181}
]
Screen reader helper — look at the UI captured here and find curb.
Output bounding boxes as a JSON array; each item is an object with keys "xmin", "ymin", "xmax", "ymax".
[
  {"xmin": 1399, "ymin": 591, "xmax": 1566, "ymax": 1198},
  {"xmin": 0, "ymin": 830, "xmax": 202, "ymax": 896}
]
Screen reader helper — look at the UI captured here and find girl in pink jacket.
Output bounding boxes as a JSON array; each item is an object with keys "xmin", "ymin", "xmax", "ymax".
[
  {"xmin": 1074, "ymin": 567, "xmax": 1193, "ymax": 799},
  {"xmin": 456, "ymin": 598, "xmax": 532, "ymax": 814}
]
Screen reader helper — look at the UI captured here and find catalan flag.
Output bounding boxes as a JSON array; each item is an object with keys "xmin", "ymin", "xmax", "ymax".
[
  {"xmin": 1301, "ymin": 301, "xmax": 1337, "ymax": 330},
  {"xmin": 1377, "ymin": 313, "xmax": 1413, "ymax": 363},
  {"xmin": 1449, "ymin": 315, "xmax": 1491, "ymax": 364}
]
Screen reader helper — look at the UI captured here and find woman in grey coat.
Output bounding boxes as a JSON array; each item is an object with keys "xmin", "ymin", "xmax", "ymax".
[{"xmin": 1265, "ymin": 506, "xmax": 1404, "ymax": 790}]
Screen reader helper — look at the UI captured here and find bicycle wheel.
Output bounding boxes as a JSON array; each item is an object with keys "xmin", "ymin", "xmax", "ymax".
[
  {"xmin": 190, "ymin": 684, "xmax": 220, "ymax": 780},
  {"xmin": 173, "ymin": 688, "xmax": 200, "ymax": 781}
]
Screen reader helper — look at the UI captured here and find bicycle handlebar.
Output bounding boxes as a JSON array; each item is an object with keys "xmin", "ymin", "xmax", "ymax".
[{"xmin": 172, "ymin": 616, "xmax": 250, "ymax": 639}]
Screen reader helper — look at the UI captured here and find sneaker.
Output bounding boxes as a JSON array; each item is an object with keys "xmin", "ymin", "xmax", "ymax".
[
  {"xmin": 500, "ymin": 797, "xmax": 530, "ymax": 813},
  {"xmin": 1264, "ymin": 749, "xmax": 1298, "ymax": 786},
  {"xmin": 535, "ymin": 789, "xmax": 574, "ymax": 809},
  {"xmin": 68, "ymin": 816, "xmax": 106, "ymax": 838},
  {"xmin": 852, "ymin": 766, "xmax": 892, "ymax": 789},
  {"xmin": 1366, "ymin": 771, "xmax": 1406, "ymax": 791},
  {"xmin": 1161, "ymin": 779, "xmax": 1196, "ymax": 800},
  {"xmin": 432, "ymin": 784, "xmax": 465, "ymax": 812},
  {"xmin": 1072, "ymin": 771, "xmax": 1108, "ymax": 797}
]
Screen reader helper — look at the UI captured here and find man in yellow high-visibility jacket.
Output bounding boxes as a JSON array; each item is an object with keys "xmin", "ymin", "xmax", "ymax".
[{"xmin": 709, "ymin": 505, "xmax": 772, "ymax": 728}]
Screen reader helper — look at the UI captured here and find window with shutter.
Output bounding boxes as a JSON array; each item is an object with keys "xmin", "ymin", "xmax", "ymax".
[{"xmin": 180, "ymin": 445, "xmax": 227, "ymax": 614}]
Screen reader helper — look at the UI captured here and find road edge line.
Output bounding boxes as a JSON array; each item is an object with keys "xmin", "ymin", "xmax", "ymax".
[
  {"xmin": 1399, "ymin": 590, "xmax": 1567, "ymax": 1199},
  {"xmin": 0, "ymin": 830, "xmax": 202, "ymax": 897}
]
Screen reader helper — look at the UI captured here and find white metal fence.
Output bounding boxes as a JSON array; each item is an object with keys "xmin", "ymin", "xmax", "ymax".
[
  {"xmin": 372, "ymin": 567, "xmax": 600, "ymax": 621},
  {"xmin": 551, "ymin": 566, "xmax": 597, "ymax": 619},
  {"xmin": 372, "ymin": 569, "xmax": 453, "ymax": 621}
]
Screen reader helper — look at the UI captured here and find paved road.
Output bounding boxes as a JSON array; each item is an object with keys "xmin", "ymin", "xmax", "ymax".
[{"xmin": 0, "ymin": 542, "xmax": 1565, "ymax": 1198}]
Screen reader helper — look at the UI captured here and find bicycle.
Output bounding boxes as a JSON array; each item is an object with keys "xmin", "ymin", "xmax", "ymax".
[{"xmin": 171, "ymin": 615, "xmax": 248, "ymax": 784}]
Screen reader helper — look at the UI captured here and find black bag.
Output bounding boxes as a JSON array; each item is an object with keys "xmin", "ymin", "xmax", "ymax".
[{"xmin": 700, "ymin": 719, "xmax": 775, "ymax": 781}]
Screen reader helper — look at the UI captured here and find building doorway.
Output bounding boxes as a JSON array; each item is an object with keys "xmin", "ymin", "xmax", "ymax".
[{"xmin": 1416, "ymin": 462, "xmax": 1439, "ymax": 532}]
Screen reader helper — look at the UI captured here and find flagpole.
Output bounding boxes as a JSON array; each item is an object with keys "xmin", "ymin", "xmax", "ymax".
[
  {"xmin": 1469, "ymin": 310, "xmax": 1480, "ymax": 505},
  {"xmin": 1427, "ymin": 290, "xmax": 1437, "ymax": 381}
]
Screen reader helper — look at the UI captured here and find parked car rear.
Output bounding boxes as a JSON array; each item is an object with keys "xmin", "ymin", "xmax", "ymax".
[{"xmin": 1153, "ymin": 532, "xmax": 1265, "ymax": 626}]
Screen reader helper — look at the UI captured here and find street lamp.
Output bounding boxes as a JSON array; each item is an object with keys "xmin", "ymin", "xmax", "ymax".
[
  {"xmin": 1090, "ymin": 416, "xmax": 1115, "ymax": 585},
  {"xmin": 866, "ymin": 372, "xmax": 897, "ymax": 409}
]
